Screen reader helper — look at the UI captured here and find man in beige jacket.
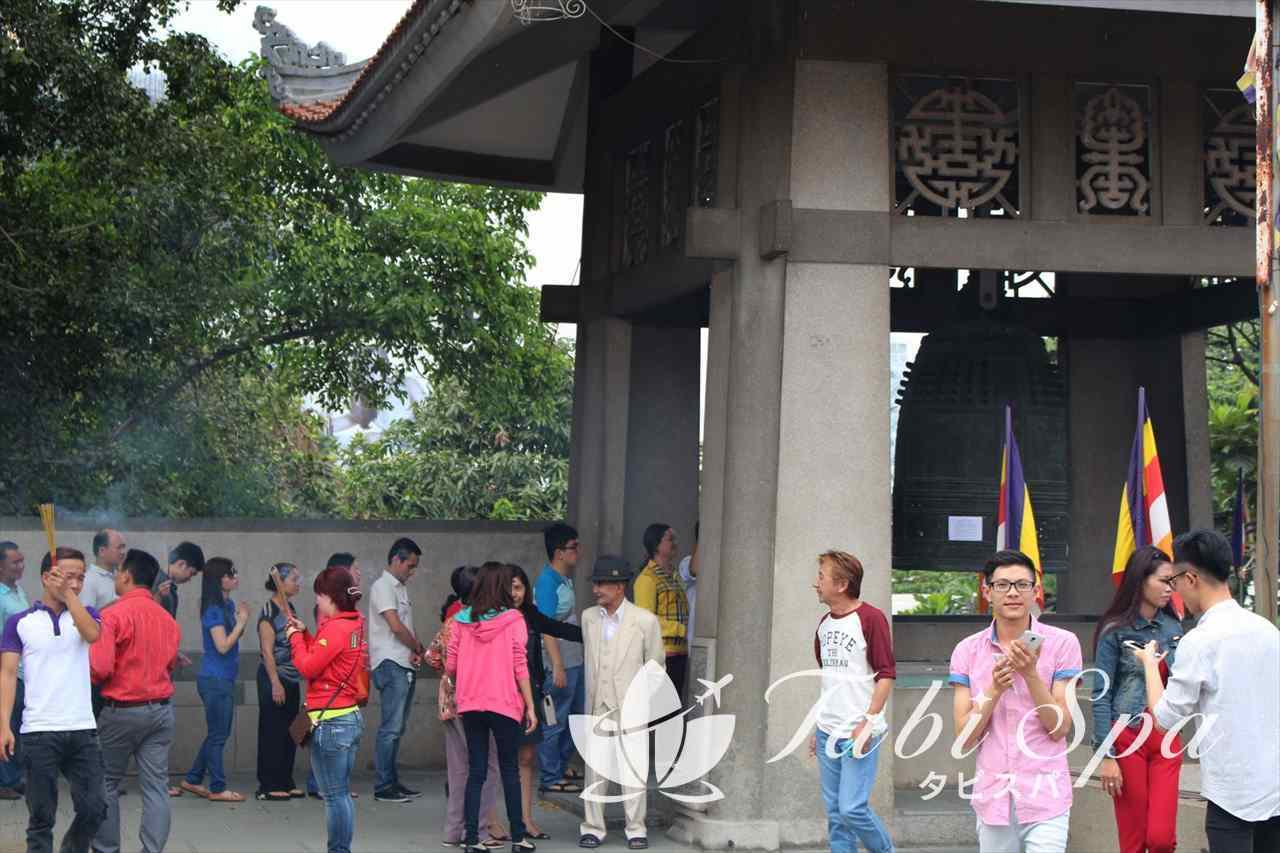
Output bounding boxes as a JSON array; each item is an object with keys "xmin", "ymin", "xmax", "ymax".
[{"xmin": 576, "ymin": 556, "xmax": 665, "ymax": 850}]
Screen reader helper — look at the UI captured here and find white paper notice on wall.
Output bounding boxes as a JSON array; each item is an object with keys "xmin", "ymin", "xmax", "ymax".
[{"xmin": 948, "ymin": 516, "xmax": 983, "ymax": 542}]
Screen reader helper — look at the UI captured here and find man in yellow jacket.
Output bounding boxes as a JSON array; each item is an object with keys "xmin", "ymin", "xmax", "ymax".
[{"xmin": 632, "ymin": 524, "xmax": 689, "ymax": 697}]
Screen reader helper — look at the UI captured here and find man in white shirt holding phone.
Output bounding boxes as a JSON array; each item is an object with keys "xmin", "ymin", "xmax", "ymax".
[{"xmin": 1133, "ymin": 529, "xmax": 1280, "ymax": 853}]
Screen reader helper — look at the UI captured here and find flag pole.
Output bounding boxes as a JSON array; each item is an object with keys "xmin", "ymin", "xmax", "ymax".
[{"xmin": 1256, "ymin": 0, "xmax": 1279, "ymax": 622}]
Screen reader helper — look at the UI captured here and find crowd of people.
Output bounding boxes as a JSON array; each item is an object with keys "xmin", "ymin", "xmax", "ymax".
[{"xmin": 0, "ymin": 521, "xmax": 1276, "ymax": 853}]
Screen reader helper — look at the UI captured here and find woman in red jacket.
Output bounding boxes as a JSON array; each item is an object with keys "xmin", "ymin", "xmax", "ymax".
[
  {"xmin": 446, "ymin": 563, "xmax": 538, "ymax": 853},
  {"xmin": 285, "ymin": 566, "xmax": 367, "ymax": 853}
]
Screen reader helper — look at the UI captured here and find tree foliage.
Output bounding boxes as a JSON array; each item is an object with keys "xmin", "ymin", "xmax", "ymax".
[
  {"xmin": 333, "ymin": 340, "xmax": 574, "ymax": 522},
  {"xmin": 1, "ymin": 0, "xmax": 563, "ymax": 516}
]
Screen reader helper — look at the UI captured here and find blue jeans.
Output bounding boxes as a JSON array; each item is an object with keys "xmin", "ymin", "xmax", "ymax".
[
  {"xmin": 22, "ymin": 729, "xmax": 105, "ymax": 853},
  {"xmin": 372, "ymin": 660, "xmax": 416, "ymax": 792},
  {"xmin": 0, "ymin": 679, "xmax": 23, "ymax": 789},
  {"xmin": 538, "ymin": 664, "xmax": 584, "ymax": 787},
  {"xmin": 186, "ymin": 676, "xmax": 235, "ymax": 794},
  {"xmin": 815, "ymin": 729, "xmax": 894, "ymax": 853},
  {"xmin": 312, "ymin": 710, "xmax": 363, "ymax": 853}
]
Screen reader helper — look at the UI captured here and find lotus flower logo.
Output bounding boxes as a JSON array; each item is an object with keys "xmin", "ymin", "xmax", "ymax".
[{"xmin": 569, "ymin": 661, "xmax": 735, "ymax": 805}]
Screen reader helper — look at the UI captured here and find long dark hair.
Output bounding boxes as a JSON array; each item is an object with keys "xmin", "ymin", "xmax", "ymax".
[
  {"xmin": 1093, "ymin": 545, "xmax": 1177, "ymax": 655},
  {"xmin": 642, "ymin": 523, "xmax": 671, "ymax": 563},
  {"xmin": 469, "ymin": 562, "xmax": 514, "ymax": 616},
  {"xmin": 441, "ymin": 565, "xmax": 480, "ymax": 621},
  {"xmin": 200, "ymin": 557, "xmax": 236, "ymax": 617},
  {"xmin": 508, "ymin": 564, "xmax": 535, "ymax": 618}
]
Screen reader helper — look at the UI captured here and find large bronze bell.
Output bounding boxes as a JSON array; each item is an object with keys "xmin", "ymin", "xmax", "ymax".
[{"xmin": 892, "ymin": 324, "xmax": 1069, "ymax": 574}]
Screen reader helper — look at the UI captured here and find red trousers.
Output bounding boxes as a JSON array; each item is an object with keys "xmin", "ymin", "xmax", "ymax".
[{"xmin": 1111, "ymin": 716, "xmax": 1182, "ymax": 853}]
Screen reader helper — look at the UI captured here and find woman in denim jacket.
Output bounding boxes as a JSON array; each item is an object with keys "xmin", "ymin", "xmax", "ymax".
[{"xmin": 1091, "ymin": 545, "xmax": 1183, "ymax": 853}]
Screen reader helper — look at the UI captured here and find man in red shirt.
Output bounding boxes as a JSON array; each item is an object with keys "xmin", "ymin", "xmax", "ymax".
[{"xmin": 89, "ymin": 549, "xmax": 181, "ymax": 853}]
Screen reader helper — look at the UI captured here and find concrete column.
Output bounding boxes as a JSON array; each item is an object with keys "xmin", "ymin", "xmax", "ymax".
[
  {"xmin": 673, "ymin": 58, "xmax": 892, "ymax": 851},
  {"xmin": 695, "ymin": 271, "xmax": 733, "ymax": 641},
  {"xmin": 1059, "ymin": 275, "xmax": 1193, "ymax": 615},
  {"xmin": 621, "ymin": 324, "xmax": 702, "ymax": 568},
  {"xmin": 567, "ymin": 316, "xmax": 632, "ymax": 579},
  {"xmin": 1181, "ymin": 332, "xmax": 1214, "ymax": 530}
]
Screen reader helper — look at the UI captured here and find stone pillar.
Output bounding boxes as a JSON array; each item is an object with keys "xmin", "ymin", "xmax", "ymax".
[
  {"xmin": 1059, "ymin": 275, "xmax": 1194, "ymax": 615},
  {"xmin": 672, "ymin": 58, "xmax": 893, "ymax": 851},
  {"xmin": 567, "ymin": 316, "xmax": 633, "ymax": 570},
  {"xmin": 621, "ymin": 324, "xmax": 702, "ymax": 567},
  {"xmin": 1181, "ymin": 331, "xmax": 1214, "ymax": 530},
  {"xmin": 695, "ymin": 271, "xmax": 733, "ymax": 642}
]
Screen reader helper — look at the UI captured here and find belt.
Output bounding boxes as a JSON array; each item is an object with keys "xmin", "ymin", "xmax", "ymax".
[{"xmin": 102, "ymin": 698, "xmax": 170, "ymax": 708}]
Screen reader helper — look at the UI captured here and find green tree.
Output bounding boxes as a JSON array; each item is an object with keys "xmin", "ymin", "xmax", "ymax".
[
  {"xmin": 333, "ymin": 339, "xmax": 574, "ymax": 521},
  {"xmin": 1, "ymin": 0, "xmax": 559, "ymax": 516}
]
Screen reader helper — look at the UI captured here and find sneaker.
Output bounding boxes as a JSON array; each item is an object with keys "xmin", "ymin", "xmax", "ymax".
[
  {"xmin": 374, "ymin": 788, "xmax": 411, "ymax": 803},
  {"xmin": 396, "ymin": 783, "xmax": 423, "ymax": 799}
]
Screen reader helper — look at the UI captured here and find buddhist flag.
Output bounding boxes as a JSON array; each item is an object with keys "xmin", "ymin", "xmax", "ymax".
[
  {"xmin": 982, "ymin": 405, "xmax": 1045, "ymax": 611},
  {"xmin": 1112, "ymin": 388, "xmax": 1182, "ymax": 615},
  {"xmin": 1238, "ymin": 34, "xmax": 1259, "ymax": 104}
]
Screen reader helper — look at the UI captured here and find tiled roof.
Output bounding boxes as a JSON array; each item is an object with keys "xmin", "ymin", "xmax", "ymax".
[{"xmin": 277, "ymin": 0, "xmax": 441, "ymax": 128}]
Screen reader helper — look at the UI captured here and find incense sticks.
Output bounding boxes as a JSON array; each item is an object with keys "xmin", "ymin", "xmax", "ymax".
[{"xmin": 38, "ymin": 503, "xmax": 56, "ymax": 559}]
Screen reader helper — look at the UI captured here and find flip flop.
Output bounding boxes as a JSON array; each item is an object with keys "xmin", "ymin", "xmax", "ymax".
[
  {"xmin": 562, "ymin": 768, "xmax": 583, "ymax": 781},
  {"xmin": 168, "ymin": 786, "xmax": 183, "ymax": 798},
  {"xmin": 255, "ymin": 791, "xmax": 292, "ymax": 801},
  {"xmin": 526, "ymin": 831, "xmax": 551, "ymax": 840},
  {"xmin": 540, "ymin": 780, "xmax": 582, "ymax": 794},
  {"xmin": 207, "ymin": 790, "xmax": 246, "ymax": 803},
  {"xmin": 178, "ymin": 781, "xmax": 209, "ymax": 798},
  {"xmin": 289, "ymin": 789, "xmax": 305, "ymax": 798}
]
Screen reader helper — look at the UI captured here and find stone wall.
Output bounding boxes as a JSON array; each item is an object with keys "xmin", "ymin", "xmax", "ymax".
[{"xmin": 0, "ymin": 517, "xmax": 549, "ymax": 772}]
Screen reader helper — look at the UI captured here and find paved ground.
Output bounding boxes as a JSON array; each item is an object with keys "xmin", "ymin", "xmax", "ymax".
[{"xmin": 0, "ymin": 773, "xmax": 975, "ymax": 853}]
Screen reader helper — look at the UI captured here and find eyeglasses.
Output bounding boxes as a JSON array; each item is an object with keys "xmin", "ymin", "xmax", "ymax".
[
  {"xmin": 988, "ymin": 580, "xmax": 1036, "ymax": 594},
  {"xmin": 1165, "ymin": 570, "xmax": 1191, "ymax": 586},
  {"xmin": 562, "ymin": 543, "xmax": 580, "ymax": 552}
]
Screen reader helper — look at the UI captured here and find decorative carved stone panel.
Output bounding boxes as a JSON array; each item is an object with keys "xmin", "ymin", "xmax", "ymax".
[
  {"xmin": 694, "ymin": 98, "xmax": 720, "ymax": 208},
  {"xmin": 1203, "ymin": 88, "xmax": 1256, "ymax": 227},
  {"xmin": 622, "ymin": 142, "xmax": 652, "ymax": 268},
  {"xmin": 893, "ymin": 75, "xmax": 1022, "ymax": 218},
  {"xmin": 1075, "ymin": 83, "xmax": 1152, "ymax": 216},
  {"xmin": 662, "ymin": 120, "xmax": 690, "ymax": 248}
]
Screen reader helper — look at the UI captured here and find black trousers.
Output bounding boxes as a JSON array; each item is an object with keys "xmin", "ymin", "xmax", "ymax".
[
  {"xmin": 1206, "ymin": 800, "xmax": 1280, "ymax": 853},
  {"xmin": 255, "ymin": 665, "xmax": 301, "ymax": 794},
  {"xmin": 461, "ymin": 711, "xmax": 525, "ymax": 844},
  {"xmin": 22, "ymin": 729, "xmax": 106, "ymax": 853},
  {"xmin": 667, "ymin": 654, "xmax": 689, "ymax": 700}
]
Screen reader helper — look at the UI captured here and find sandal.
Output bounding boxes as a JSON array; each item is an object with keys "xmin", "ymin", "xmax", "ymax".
[
  {"xmin": 289, "ymin": 789, "xmax": 305, "ymax": 798},
  {"xmin": 540, "ymin": 780, "xmax": 582, "ymax": 794},
  {"xmin": 178, "ymin": 781, "xmax": 209, "ymax": 798},
  {"xmin": 207, "ymin": 790, "xmax": 246, "ymax": 802},
  {"xmin": 480, "ymin": 839, "xmax": 506, "ymax": 849},
  {"xmin": 526, "ymin": 831, "xmax": 551, "ymax": 840},
  {"xmin": 563, "ymin": 767, "xmax": 583, "ymax": 781},
  {"xmin": 255, "ymin": 791, "xmax": 292, "ymax": 801},
  {"xmin": 168, "ymin": 786, "xmax": 183, "ymax": 797}
]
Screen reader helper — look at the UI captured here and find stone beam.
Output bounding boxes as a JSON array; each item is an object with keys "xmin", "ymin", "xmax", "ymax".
[{"xmin": 689, "ymin": 205, "xmax": 1254, "ymax": 276}]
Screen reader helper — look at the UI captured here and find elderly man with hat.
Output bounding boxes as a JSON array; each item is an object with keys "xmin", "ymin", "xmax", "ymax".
[{"xmin": 577, "ymin": 555, "xmax": 664, "ymax": 851}]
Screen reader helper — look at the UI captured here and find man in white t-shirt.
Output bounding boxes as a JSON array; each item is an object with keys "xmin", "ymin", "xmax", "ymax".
[
  {"xmin": 80, "ymin": 529, "xmax": 126, "ymax": 610},
  {"xmin": 0, "ymin": 547, "xmax": 106, "ymax": 853},
  {"xmin": 369, "ymin": 537, "xmax": 425, "ymax": 803},
  {"xmin": 810, "ymin": 550, "xmax": 895, "ymax": 853},
  {"xmin": 676, "ymin": 522, "xmax": 699, "ymax": 649}
]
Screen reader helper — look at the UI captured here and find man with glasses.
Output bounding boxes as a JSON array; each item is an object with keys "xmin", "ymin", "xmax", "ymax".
[
  {"xmin": 949, "ymin": 550, "xmax": 1083, "ymax": 853},
  {"xmin": 534, "ymin": 523, "xmax": 585, "ymax": 793},
  {"xmin": 1132, "ymin": 529, "xmax": 1280, "ymax": 853}
]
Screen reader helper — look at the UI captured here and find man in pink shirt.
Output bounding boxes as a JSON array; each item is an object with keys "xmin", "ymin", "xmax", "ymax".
[{"xmin": 949, "ymin": 551, "xmax": 1083, "ymax": 853}]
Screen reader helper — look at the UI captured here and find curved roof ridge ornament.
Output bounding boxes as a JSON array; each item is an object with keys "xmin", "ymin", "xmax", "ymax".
[
  {"xmin": 511, "ymin": 0, "xmax": 586, "ymax": 24},
  {"xmin": 253, "ymin": 5, "xmax": 366, "ymax": 103}
]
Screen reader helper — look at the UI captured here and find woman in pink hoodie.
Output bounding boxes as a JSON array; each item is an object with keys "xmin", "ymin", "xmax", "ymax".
[{"xmin": 446, "ymin": 562, "xmax": 538, "ymax": 853}]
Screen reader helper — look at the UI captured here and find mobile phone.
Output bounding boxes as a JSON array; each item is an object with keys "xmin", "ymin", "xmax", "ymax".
[
  {"xmin": 1021, "ymin": 630, "xmax": 1044, "ymax": 652},
  {"xmin": 542, "ymin": 693, "xmax": 557, "ymax": 727}
]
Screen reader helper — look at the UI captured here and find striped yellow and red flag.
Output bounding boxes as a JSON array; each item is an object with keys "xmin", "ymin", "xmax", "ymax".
[
  {"xmin": 979, "ymin": 406, "xmax": 1045, "ymax": 612},
  {"xmin": 1112, "ymin": 387, "xmax": 1182, "ymax": 615}
]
